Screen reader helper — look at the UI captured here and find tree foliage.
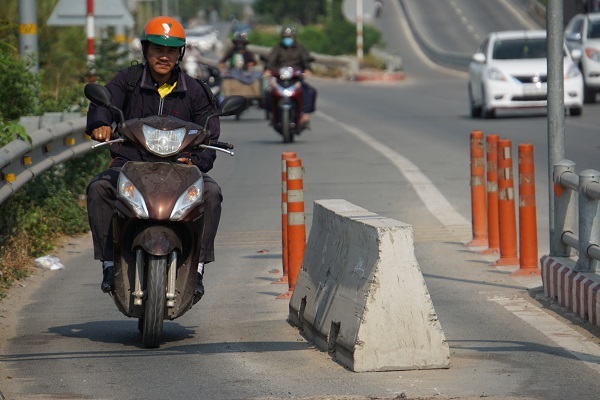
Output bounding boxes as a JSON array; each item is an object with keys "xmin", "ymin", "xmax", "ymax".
[{"xmin": 253, "ymin": 0, "xmax": 325, "ymax": 25}]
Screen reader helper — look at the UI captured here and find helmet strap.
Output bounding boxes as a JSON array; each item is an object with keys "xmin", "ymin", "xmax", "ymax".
[{"xmin": 178, "ymin": 46, "xmax": 185, "ymax": 63}]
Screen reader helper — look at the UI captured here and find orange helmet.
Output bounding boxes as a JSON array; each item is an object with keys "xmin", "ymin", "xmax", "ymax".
[{"xmin": 141, "ymin": 16, "xmax": 186, "ymax": 48}]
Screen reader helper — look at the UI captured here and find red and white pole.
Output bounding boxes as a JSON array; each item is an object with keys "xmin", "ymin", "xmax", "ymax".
[{"xmin": 86, "ymin": 0, "xmax": 95, "ymax": 82}]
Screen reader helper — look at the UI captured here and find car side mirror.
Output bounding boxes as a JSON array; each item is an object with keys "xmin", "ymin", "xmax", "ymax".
[
  {"xmin": 565, "ymin": 32, "xmax": 582, "ymax": 43},
  {"xmin": 472, "ymin": 53, "xmax": 486, "ymax": 64}
]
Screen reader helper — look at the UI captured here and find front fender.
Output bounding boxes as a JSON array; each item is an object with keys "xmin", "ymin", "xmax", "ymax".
[{"xmin": 131, "ymin": 225, "xmax": 182, "ymax": 256}]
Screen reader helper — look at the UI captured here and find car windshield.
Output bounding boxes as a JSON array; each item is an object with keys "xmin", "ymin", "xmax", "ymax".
[
  {"xmin": 492, "ymin": 38, "xmax": 547, "ymax": 60},
  {"xmin": 588, "ymin": 20, "xmax": 600, "ymax": 38}
]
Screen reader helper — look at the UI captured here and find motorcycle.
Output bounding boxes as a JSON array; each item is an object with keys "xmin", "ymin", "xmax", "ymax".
[
  {"xmin": 84, "ymin": 83, "xmax": 247, "ymax": 348},
  {"xmin": 198, "ymin": 62, "xmax": 223, "ymax": 101},
  {"xmin": 221, "ymin": 67, "xmax": 265, "ymax": 120},
  {"xmin": 267, "ymin": 66, "xmax": 308, "ymax": 143}
]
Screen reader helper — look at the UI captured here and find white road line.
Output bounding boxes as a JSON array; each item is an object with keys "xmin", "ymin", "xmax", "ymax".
[
  {"xmin": 488, "ymin": 294, "xmax": 600, "ymax": 375},
  {"xmin": 317, "ymin": 111, "xmax": 470, "ymax": 228}
]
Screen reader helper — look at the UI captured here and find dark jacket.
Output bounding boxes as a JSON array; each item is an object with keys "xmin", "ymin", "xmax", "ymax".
[
  {"xmin": 86, "ymin": 65, "xmax": 219, "ymax": 173},
  {"xmin": 267, "ymin": 42, "xmax": 312, "ymax": 72},
  {"xmin": 219, "ymin": 46, "xmax": 256, "ymax": 69}
]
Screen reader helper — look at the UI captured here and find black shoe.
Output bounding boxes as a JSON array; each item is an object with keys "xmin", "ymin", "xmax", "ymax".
[
  {"xmin": 193, "ymin": 272, "xmax": 204, "ymax": 304},
  {"xmin": 101, "ymin": 266, "xmax": 114, "ymax": 293}
]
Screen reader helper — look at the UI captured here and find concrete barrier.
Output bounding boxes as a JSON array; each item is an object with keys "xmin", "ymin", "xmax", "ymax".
[
  {"xmin": 541, "ymin": 255, "xmax": 600, "ymax": 326},
  {"xmin": 289, "ymin": 199, "xmax": 450, "ymax": 372}
]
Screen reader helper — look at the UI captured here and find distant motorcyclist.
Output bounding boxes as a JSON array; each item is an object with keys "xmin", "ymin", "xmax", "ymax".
[
  {"xmin": 219, "ymin": 32, "xmax": 257, "ymax": 71},
  {"xmin": 266, "ymin": 26, "xmax": 317, "ymax": 128}
]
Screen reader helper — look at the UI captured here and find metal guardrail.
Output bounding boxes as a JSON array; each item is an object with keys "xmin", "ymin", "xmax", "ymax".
[
  {"xmin": 0, "ymin": 114, "xmax": 93, "ymax": 205},
  {"xmin": 247, "ymin": 45, "xmax": 402, "ymax": 77},
  {"xmin": 553, "ymin": 160, "xmax": 600, "ymax": 272}
]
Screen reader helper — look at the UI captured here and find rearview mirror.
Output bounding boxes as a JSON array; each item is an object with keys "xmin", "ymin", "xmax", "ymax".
[
  {"xmin": 219, "ymin": 95, "xmax": 248, "ymax": 117},
  {"xmin": 472, "ymin": 53, "xmax": 486, "ymax": 64},
  {"xmin": 84, "ymin": 83, "xmax": 113, "ymax": 107}
]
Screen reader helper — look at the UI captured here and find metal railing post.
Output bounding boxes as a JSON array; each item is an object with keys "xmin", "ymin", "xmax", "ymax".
[
  {"xmin": 577, "ymin": 169, "xmax": 600, "ymax": 272},
  {"xmin": 553, "ymin": 160, "xmax": 578, "ymax": 256}
]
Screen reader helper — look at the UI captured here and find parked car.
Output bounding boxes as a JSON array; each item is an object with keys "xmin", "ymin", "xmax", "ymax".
[
  {"xmin": 468, "ymin": 30, "xmax": 583, "ymax": 118},
  {"xmin": 565, "ymin": 12, "xmax": 600, "ymax": 103},
  {"xmin": 186, "ymin": 25, "xmax": 221, "ymax": 54}
]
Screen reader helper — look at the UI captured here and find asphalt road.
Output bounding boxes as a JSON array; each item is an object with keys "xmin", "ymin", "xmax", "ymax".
[{"xmin": 2, "ymin": 1, "xmax": 600, "ymax": 399}]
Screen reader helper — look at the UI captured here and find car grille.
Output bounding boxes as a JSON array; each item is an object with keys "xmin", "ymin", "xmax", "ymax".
[
  {"xmin": 513, "ymin": 75, "xmax": 547, "ymax": 83},
  {"xmin": 512, "ymin": 94, "xmax": 547, "ymax": 101}
]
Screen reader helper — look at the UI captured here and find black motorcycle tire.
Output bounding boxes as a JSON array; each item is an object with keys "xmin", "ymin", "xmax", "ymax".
[
  {"xmin": 282, "ymin": 109, "xmax": 293, "ymax": 143},
  {"xmin": 142, "ymin": 255, "xmax": 167, "ymax": 348}
]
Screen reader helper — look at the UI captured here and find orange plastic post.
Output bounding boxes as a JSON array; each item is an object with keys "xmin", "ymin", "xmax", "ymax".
[
  {"xmin": 274, "ymin": 151, "xmax": 297, "ymax": 285},
  {"xmin": 494, "ymin": 139, "xmax": 519, "ymax": 266},
  {"xmin": 466, "ymin": 130, "xmax": 488, "ymax": 248},
  {"xmin": 480, "ymin": 134, "xmax": 500, "ymax": 255},
  {"xmin": 514, "ymin": 143, "xmax": 540, "ymax": 275},
  {"xmin": 277, "ymin": 158, "xmax": 305, "ymax": 299}
]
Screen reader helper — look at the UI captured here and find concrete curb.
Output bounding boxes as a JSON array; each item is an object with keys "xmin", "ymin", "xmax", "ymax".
[
  {"xmin": 288, "ymin": 199, "xmax": 450, "ymax": 372},
  {"xmin": 541, "ymin": 255, "xmax": 600, "ymax": 326}
]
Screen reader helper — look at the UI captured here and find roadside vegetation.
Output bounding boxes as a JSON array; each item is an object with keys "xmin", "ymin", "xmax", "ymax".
[{"xmin": 0, "ymin": 0, "xmax": 383, "ymax": 298}]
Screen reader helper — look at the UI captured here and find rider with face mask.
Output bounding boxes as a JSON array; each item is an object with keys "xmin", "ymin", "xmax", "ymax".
[{"xmin": 266, "ymin": 27, "xmax": 317, "ymax": 127}]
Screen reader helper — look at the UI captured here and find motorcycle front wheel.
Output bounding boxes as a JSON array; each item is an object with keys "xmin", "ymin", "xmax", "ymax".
[
  {"xmin": 282, "ymin": 109, "xmax": 293, "ymax": 143},
  {"xmin": 142, "ymin": 254, "xmax": 167, "ymax": 348}
]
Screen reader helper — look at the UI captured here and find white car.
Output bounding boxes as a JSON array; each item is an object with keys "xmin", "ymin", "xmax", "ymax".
[
  {"xmin": 565, "ymin": 13, "xmax": 600, "ymax": 103},
  {"xmin": 185, "ymin": 26, "xmax": 221, "ymax": 54},
  {"xmin": 468, "ymin": 30, "xmax": 583, "ymax": 118}
]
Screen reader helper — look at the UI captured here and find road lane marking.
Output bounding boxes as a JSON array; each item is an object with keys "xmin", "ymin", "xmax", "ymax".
[
  {"xmin": 487, "ymin": 294, "xmax": 600, "ymax": 375},
  {"xmin": 317, "ymin": 111, "xmax": 470, "ymax": 228}
]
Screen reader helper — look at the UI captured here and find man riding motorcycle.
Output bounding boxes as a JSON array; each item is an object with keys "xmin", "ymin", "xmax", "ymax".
[
  {"xmin": 219, "ymin": 32, "xmax": 257, "ymax": 70},
  {"xmin": 266, "ymin": 26, "xmax": 316, "ymax": 128},
  {"xmin": 86, "ymin": 16, "xmax": 221, "ymax": 303}
]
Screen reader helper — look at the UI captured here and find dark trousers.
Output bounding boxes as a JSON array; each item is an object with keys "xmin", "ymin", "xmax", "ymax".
[{"xmin": 86, "ymin": 167, "xmax": 222, "ymax": 264}]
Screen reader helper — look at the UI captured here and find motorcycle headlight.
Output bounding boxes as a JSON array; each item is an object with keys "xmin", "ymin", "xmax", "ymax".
[
  {"xmin": 279, "ymin": 66, "xmax": 294, "ymax": 80},
  {"xmin": 170, "ymin": 177, "xmax": 204, "ymax": 221},
  {"xmin": 117, "ymin": 173, "xmax": 149, "ymax": 219},
  {"xmin": 142, "ymin": 125, "xmax": 186, "ymax": 156}
]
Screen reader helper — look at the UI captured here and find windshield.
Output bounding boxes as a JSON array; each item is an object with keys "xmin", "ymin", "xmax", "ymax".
[
  {"xmin": 588, "ymin": 20, "xmax": 600, "ymax": 38},
  {"xmin": 492, "ymin": 38, "xmax": 547, "ymax": 60}
]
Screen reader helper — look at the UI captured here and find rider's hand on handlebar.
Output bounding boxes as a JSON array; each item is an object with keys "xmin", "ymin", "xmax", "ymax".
[
  {"xmin": 91, "ymin": 126, "xmax": 113, "ymax": 142},
  {"xmin": 303, "ymin": 70, "xmax": 312, "ymax": 77}
]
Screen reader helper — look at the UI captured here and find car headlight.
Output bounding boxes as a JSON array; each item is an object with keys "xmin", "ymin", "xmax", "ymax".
[
  {"xmin": 487, "ymin": 66, "xmax": 507, "ymax": 81},
  {"xmin": 142, "ymin": 125, "xmax": 186, "ymax": 156},
  {"xmin": 117, "ymin": 173, "xmax": 149, "ymax": 219},
  {"xmin": 565, "ymin": 63, "xmax": 581, "ymax": 79},
  {"xmin": 170, "ymin": 177, "xmax": 203, "ymax": 221},
  {"xmin": 585, "ymin": 47, "xmax": 600, "ymax": 62}
]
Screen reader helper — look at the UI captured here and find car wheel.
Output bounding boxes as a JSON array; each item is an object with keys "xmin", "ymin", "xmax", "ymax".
[
  {"xmin": 569, "ymin": 107, "xmax": 583, "ymax": 116},
  {"xmin": 468, "ymin": 84, "xmax": 482, "ymax": 118},
  {"xmin": 482, "ymin": 100, "xmax": 495, "ymax": 119},
  {"xmin": 583, "ymin": 85, "xmax": 596, "ymax": 104},
  {"xmin": 480, "ymin": 86, "xmax": 495, "ymax": 119}
]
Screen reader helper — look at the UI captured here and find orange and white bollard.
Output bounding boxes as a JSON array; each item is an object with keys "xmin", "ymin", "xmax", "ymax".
[
  {"xmin": 277, "ymin": 157, "xmax": 306, "ymax": 299},
  {"xmin": 494, "ymin": 139, "xmax": 519, "ymax": 266},
  {"xmin": 514, "ymin": 143, "xmax": 540, "ymax": 275},
  {"xmin": 481, "ymin": 134, "xmax": 500, "ymax": 255},
  {"xmin": 466, "ymin": 130, "xmax": 488, "ymax": 248},
  {"xmin": 274, "ymin": 152, "xmax": 297, "ymax": 285}
]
